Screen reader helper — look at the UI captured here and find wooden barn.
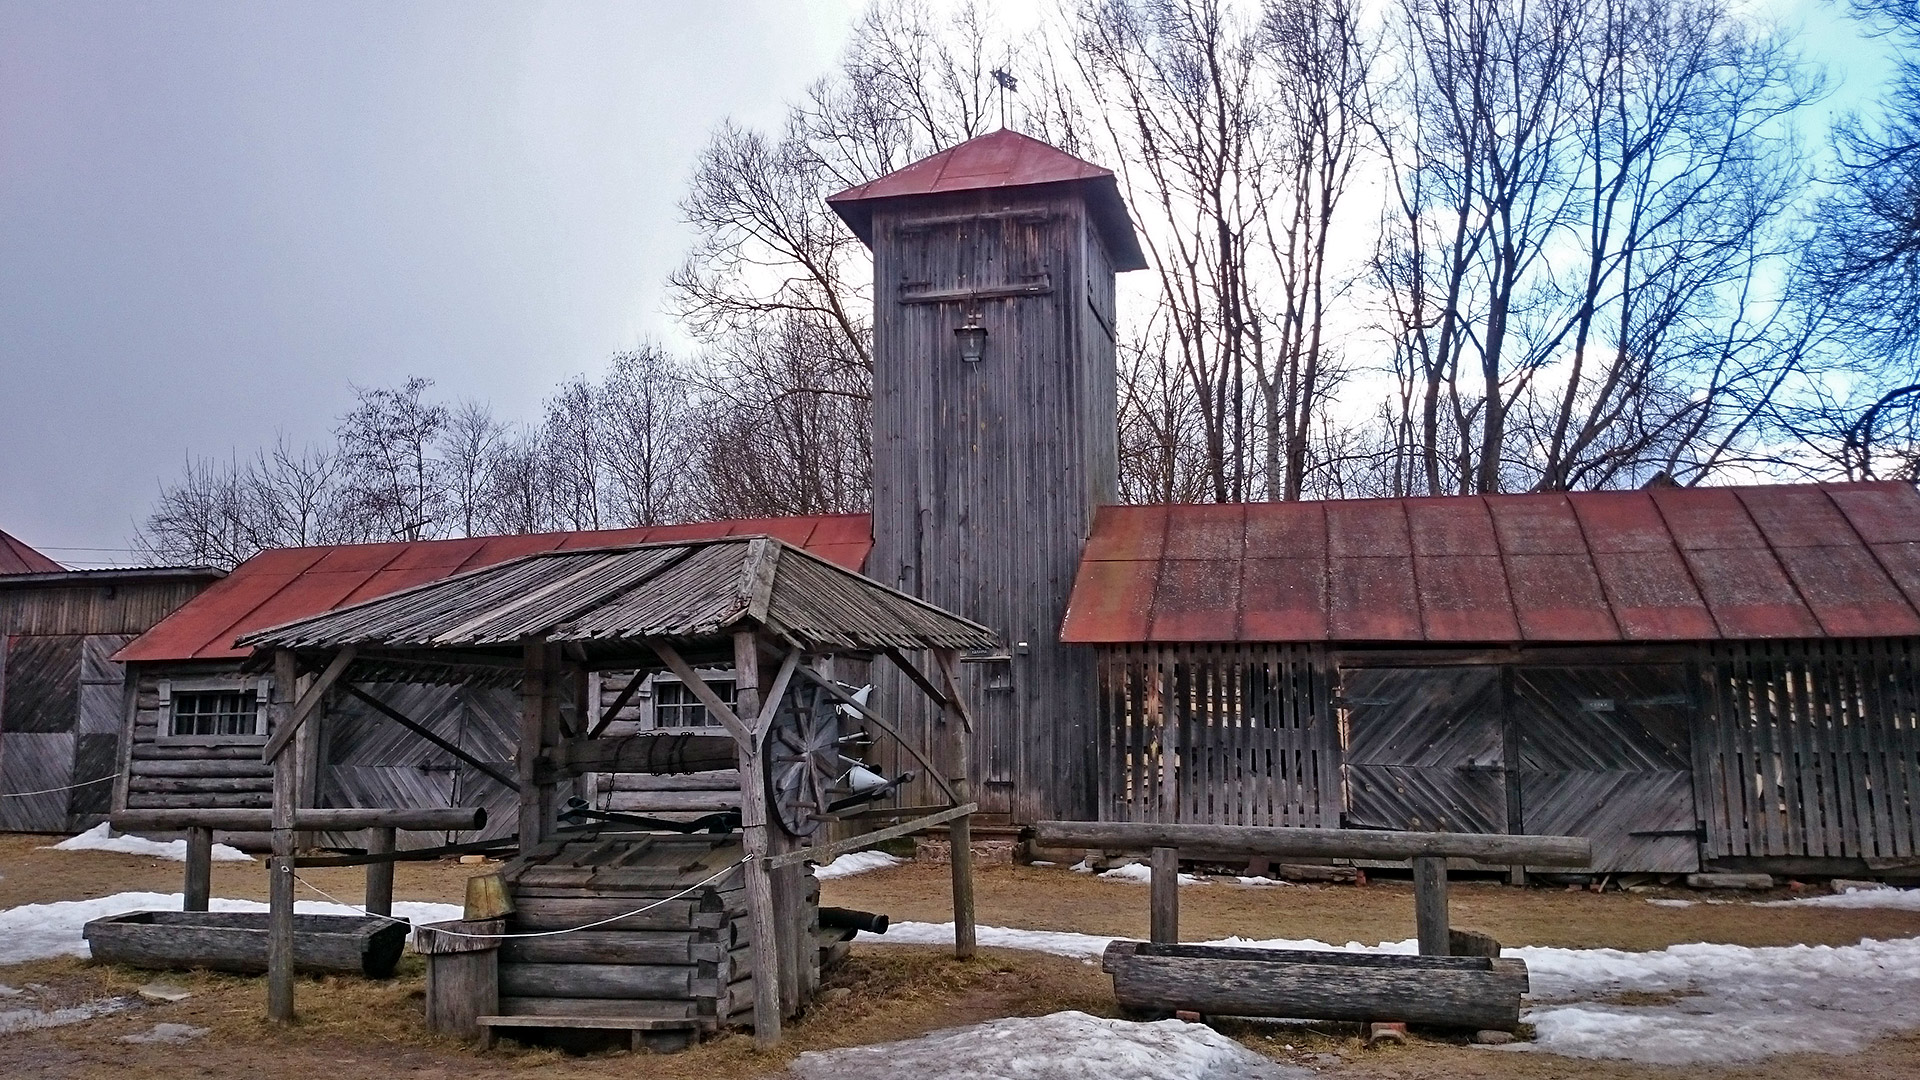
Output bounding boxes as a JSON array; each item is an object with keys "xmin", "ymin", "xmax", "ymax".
[
  {"xmin": 1060, "ymin": 485, "xmax": 1920, "ymax": 878},
  {"xmin": 108, "ymin": 517, "xmax": 871, "ymax": 847},
  {"xmin": 0, "ymin": 528, "xmax": 221, "ymax": 832}
]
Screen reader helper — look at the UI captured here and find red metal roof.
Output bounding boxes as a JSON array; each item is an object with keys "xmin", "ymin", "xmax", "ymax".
[
  {"xmin": 1061, "ymin": 483, "xmax": 1920, "ymax": 644},
  {"xmin": 0, "ymin": 529, "xmax": 63, "ymax": 574},
  {"xmin": 114, "ymin": 515, "xmax": 872, "ymax": 663},
  {"xmin": 827, "ymin": 129, "xmax": 1149, "ymax": 271}
]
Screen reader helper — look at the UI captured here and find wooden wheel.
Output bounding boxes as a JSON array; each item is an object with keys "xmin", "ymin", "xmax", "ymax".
[{"xmin": 765, "ymin": 681, "xmax": 849, "ymax": 837}]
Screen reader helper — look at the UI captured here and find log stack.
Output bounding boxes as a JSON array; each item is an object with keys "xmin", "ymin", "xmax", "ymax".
[{"xmin": 465, "ymin": 829, "xmax": 818, "ymax": 1050}]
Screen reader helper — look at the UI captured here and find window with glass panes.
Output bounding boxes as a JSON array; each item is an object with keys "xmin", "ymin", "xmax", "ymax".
[
  {"xmin": 170, "ymin": 689, "xmax": 261, "ymax": 737},
  {"xmin": 652, "ymin": 678, "xmax": 734, "ymax": 729}
]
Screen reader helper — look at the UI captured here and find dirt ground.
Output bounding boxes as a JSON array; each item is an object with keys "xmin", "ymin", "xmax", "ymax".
[{"xmin": 4, "ymin": 834, "xmax": 1920, "ymax": 1079}]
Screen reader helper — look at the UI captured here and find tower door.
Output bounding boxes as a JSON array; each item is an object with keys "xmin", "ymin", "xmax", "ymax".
[{"xmin": 1340, "ymin": 666, "xmax": 1508, "ymax": 834}]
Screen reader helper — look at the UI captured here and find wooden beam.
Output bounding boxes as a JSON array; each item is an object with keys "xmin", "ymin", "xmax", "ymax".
[
  {"xmin": 551, "ymin": 733, "xmax": 737, "ymax": 777},
  {"xmin": 364, "ymin": 827, "xmax": 396, "ymax": 917},
  {"xmin": 1031, "ymin": 822, "xmax": 1591, "ymax": 867},
  {"xmin": 1414, "ymin": 856, "xmax": 1450, "ymax": 956},
  {"xmin": 261, "ymin": 645, "xmax": 357, "ymax": 763},
  {"xmin": 753, "ymin": 649, "xmax": 800, "ymax": 747},
  {"xmin": 115, "ymin": 806, "xmax": 487, "ymax": 832},
  {"xmin": 934, "ymin": 649, "xmax": 975, "ymax": 960},
  {"xmin": 791, "ymin": 664, "xmax": 956, "ymax": 804},
  {"xmin": 932, "ymin": 649, "xmax": 979, "ymax": 734},
  {"xmin": 341, "ymin": 683, "xmax": 519, "ymax": 792},
  {"xmin": 588, "ymin": 671, "xmax": 647, "ymax": 738},
  {"xmin": 183, "ymin": 826, "xmax": 212, "ymax": 913},
  {"xmin": 881, "ymin": 647, "xmax": 950, "ymax": 710},
  {"xmin": 650, "ymin": 642, "xmax": 753, "ymax": 747},
  {"xmin": 294, "ymin": 836, "xmax": 517, "ymax": 868},
  {"xmin": 1150, "ymin": 847, "xmax": 1179, "ymax": 945},
  {"xmin": 727, "ymin": 633, "xmax": 780, "ymax": 1049},
  {"xmin": 764, "ymin": 803, "xmax": 979, "ymax": 869},
  {"xmin": 268, "ymin": 649, "xmax": 298, "ymax": 1024},
  {"xmin": 519, "ymin": 641, "xmax": 553, "ymax": 848}
]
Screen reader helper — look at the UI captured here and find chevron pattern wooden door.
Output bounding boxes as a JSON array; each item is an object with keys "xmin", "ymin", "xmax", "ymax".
[{"xmin": 1341, "ymin": 666, "xmax": 1508, "ymax": 834}]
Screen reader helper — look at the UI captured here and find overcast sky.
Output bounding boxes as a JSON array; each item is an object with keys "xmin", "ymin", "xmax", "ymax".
[
  {"xmin": 0, "ymin": 1, "xmax": 1887, "ymax": 565},
  {"xmin": 0, "ymin": 1, "xmax": 859, "ymax": 562}
]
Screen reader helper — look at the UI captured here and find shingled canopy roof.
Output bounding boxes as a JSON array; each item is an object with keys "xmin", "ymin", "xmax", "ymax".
[
  {"xmin": 239, "ymin": 535, "xmax": 997, "ymax": 658},
  {"xmin": 1062, "ymin": 482, "xmax": 1920, "ymax": 644}
]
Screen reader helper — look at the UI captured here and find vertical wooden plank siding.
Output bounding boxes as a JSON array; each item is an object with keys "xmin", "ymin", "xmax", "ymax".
[
  {"xmin": 1095, "ymin": 644, "xmax": 1338, "ymax": 825},
  {"xmin": 1699, "ymin": 639, "xmax": 1920, "ymax": 861}
]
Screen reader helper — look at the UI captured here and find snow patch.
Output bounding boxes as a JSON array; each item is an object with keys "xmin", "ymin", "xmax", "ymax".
[
  {"xmin": 0, "ymin": 892, "xmax": 462, "ymax": 966},
  {"xmin": 1755, "ymin": 887, "xmax": 1920, "ymax": 911},
  {"xmin": 1644, "ymin": 898, "xmax": 1695, "ymax": 908},
  {"xmin": 789, "ymin": 1010, "xmax": 1311, "ymax": 1080},
  {"xmin": 814, "ymin": 850, "xmax": 906, "ymax": 880},
  {"xmin": 0, "ymin": 998, "xmax": 129, "ymax": 1035},
  {"xmin": 47, "ymin": 824, "xmax": 253, "ymax": 863},
  {"xmin": 1097, "ymin": 862, "xmax": 1208, "ymax": 886},
  {"xmin": 120, "ymin": 1022, "xmax": 210, "ymax": 1044},
  {"xmin": 1233, "ymin": 876, "xmax": 1293, "ymax": 888}
]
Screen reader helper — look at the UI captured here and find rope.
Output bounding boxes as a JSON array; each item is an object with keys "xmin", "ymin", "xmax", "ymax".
[
  {"xmin": 286, "ymin": 853, "xmax": 754, "ymax": 940},
  {"xmin": 0, "ymin": 774, "xmax": 116, "ymax": 798}
]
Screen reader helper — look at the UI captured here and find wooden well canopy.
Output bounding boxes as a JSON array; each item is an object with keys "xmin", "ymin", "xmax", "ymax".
[
  {"xmin": 238, "ymin": 535, "xmax": 996, "ymax": 663},
  {"xmin": 235, "ymin": 535, "xmax": 997, "ymax": 1044}
]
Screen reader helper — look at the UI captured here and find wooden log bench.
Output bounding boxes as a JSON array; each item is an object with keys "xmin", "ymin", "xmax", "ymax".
[{"xmin": 1034, "ymin": 821, "xmax": 1590, "ymax": 1032}]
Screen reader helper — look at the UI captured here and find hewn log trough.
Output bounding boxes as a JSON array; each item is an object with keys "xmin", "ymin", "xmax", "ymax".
[
  {"xmin": 83, "ymin": 911, "xmax": 409, "ymax": 978},
  {"xmin": 1102, "ymin": 941, "xmax": 1532, "ymax": 1031}
]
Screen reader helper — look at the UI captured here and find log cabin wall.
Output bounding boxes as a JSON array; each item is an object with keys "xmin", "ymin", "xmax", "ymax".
[
  {"xmin": 867, "ymin": 187, "xmax": 1119, "ymax": 824},
  {"xmin": 0, "ymin": 573, "xmax": 217, "ymax": 833}
]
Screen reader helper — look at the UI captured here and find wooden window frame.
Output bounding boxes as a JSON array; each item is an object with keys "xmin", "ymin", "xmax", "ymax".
[{"xmin": 156, "ymin": 676, "xmax": 271, "ymax": 745}]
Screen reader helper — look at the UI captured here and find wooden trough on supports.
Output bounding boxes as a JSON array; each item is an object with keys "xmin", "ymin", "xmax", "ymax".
[{"xmin": 1034, "ymin": 821, "xmax": 1591, "ymax": 1032}]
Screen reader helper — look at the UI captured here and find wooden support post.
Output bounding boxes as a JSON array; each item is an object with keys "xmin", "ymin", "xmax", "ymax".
[
  {"xmin": 518, "ymin": 642, "xmax": 554, "ymax": 848},
  {"xmin": 1413, "ymin": 855, "xmax": 1449, "ymax": 956},
  {"xmin": 730, "ymin": 632, "xmax": 782, "ymax": 1049},
  {"xmin": 183, "ymin": 826, "xmax": 212, "ymax": 913},
  {"xmin": 268, "ymin": 649, "xmax": 298, "ymax": 1024},
  {"xmin": 1149, "ymin": 846, "xmax": 1179, "ymax": 944},
  {"xmin": 364, "ymin": 827, "xmax": 396, "ymax": 917},
  {"xmin": 934, "ymin": 650, "xmax": 975, "ymax": 960}
]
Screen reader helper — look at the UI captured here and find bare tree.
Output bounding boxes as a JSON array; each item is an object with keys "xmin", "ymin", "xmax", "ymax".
[
  {"xmin": 438, "ymin": 399, "xmax": 506, "ymax": 538},
  {"xmin": 335, "ymin": 377, "xmax": 449, "ymax": 539},
  {"xmin": 540, "ymin": 376, "xmax": 606, "ymax": 531},
  {"xmin": 136, "ymin": 439, "xmax": 348, "ymax": 568},
  {"xmin": 600, "ymin": 345, "xmax": 700, "ymax": 526}
]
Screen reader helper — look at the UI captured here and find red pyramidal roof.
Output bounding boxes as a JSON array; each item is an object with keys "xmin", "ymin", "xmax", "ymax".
[
  {"xmin": 0, "ymin": 529, "xmax": 63, "ymax": 575},
  {"xmin": 828, "ymin": 129, "xmax": 1148, "ymax": 271}
]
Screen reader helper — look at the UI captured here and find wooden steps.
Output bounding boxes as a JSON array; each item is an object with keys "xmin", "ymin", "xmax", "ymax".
[{"xmin": 477, "ymin": 1013, "xmax": 700, "ymax": 1052}]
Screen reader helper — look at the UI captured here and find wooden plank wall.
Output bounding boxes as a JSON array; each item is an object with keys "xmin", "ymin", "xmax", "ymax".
[
  {"xmin": 0, "ymin": 632, "xmax": 131, "ymax": 831},
  {"xmin": 1096, "ymin": 644, "xmax": 1339, "ymax": 826},
  {"xmin": 589, "ymin": 671, "xmax": 741, "ymax": 820},
  {"xmin": 867, "ymin": 188, "xmax": 1117, "ymax": 824},
  {"xmin": 0, "ymin": 580, "xmax": 212, "ymax": 636},
  {"xmin": 124, "ymin": 666, "xmax": 273, "ymax": 817},
  {"xmin": 1699, "ymin": 639, "xmax": 1920, "ymax": 863}
]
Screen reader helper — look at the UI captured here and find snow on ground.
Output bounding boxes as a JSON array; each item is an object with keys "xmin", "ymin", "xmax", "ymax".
[
  {"xmin": 46, "ymin": 824, "xmax": 254, "ymax": 863},
  {"xmin": 0, "ymin": 892, "xmax": 463, "ymax": 965},
  {"xmin": 1756, "ymin": 886, "xmax": 1920, "ymax": 911},
  {"xmin": 813, "ymin": 850, "xmax": 906, "ymax": 880},
  {"xmin": 865, "ymin": 922, "xmax": 1920, "ymax": 1065},
  {"xmin": 789, "ymin": 1009, "xmax": 1310, "ymax": 1080},
  {"xmin": 0, "ymin": 998, "xmax": 129, "ymax": 1036},
  {"xmin": 1093, "ymin": 862, "xmax": 1209, "ymax": 886}
]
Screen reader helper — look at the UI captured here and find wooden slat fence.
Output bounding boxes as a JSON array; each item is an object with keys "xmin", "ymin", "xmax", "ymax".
[
  {"xmin": 1097, "ymin": 644, "xmax": 1338, "ymax": 825},
  {"xmin": 1701, "ymin": 639, "xmax": 1920, "ymax": 862}
]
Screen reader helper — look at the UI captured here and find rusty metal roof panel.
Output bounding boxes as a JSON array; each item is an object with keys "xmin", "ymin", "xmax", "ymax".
[
  {"xmin": 1060, "ymin": 557, "xmax": 1158, "ymax": 642},
  {"xmin": 1679, "ymin": 547, "xmax": 1823, "ymax": 638},
  {"xmin": 1829, "ymin": 482, "xmax": 1920, "ymax": 543},
  {"xmin": 1650, "ymin": 487, "xmax": 1767, "ymax": 550},
  {"xmin": 1406, "ymin": 499, "xmax": 1500, "ymax": 556},
  {"xmin": 1327, "ymin": 557, "xmax": 1423, "ymax": 641},
  {"xmin": 0, "ymin": 529, "xmax": 64, "ymax": 574},
  {"xmin": 1082, "ymin": 504, "xmax": 1168, "ymax": 561},
  {"xmin": 1149, "ymin": 559, "xmax": 1242, "ymax": 641},
  {"xmin": 1414, "ymin": 554, "xmax": 1520, "ymax": 640},
  {"xmin": 1869, "ymin": 541, "xmax": 1920, "ymax": 611},
  {"xmin": 1487, "ymin": 493, "xmax": 1588, "ymax": 555},
  {"xmin": 1243, "ymin": 502, "xmax": 1325, "ymax": 558},
  {"xmin": 1774, "ymin": 543, "xmax": 1920, "ymax": 637},
  {"xmin": 1238, "ymin": 558, "xmax": 1329, "ymax": 640},
  {"xmin": 1589, "ymin": 549, "xmax": 1717, "ymax": 640},
  {"xmin": 1735, "ymin": 486, "xmax": 1862, "ymax": 548},
  {"xmin": 1570, "ymin": 490, "xmax": 1676, "ymax": 553},
  {"xmin": 1163, "ymin": 503, "xmax": 1245, "ymax": 561},
  {"xmin": 1504, "ymin": 553, "xmax": 1620, "ymax": 641},
  {"xmin": 1327, "ymin": 499, "xmax": 1411, "ymax": 558}
]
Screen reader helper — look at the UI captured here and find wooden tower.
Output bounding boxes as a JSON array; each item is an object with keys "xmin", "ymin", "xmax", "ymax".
[{"xmin": 829, "ymin": 130, "xmax": 1146, "ymax": 822}]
